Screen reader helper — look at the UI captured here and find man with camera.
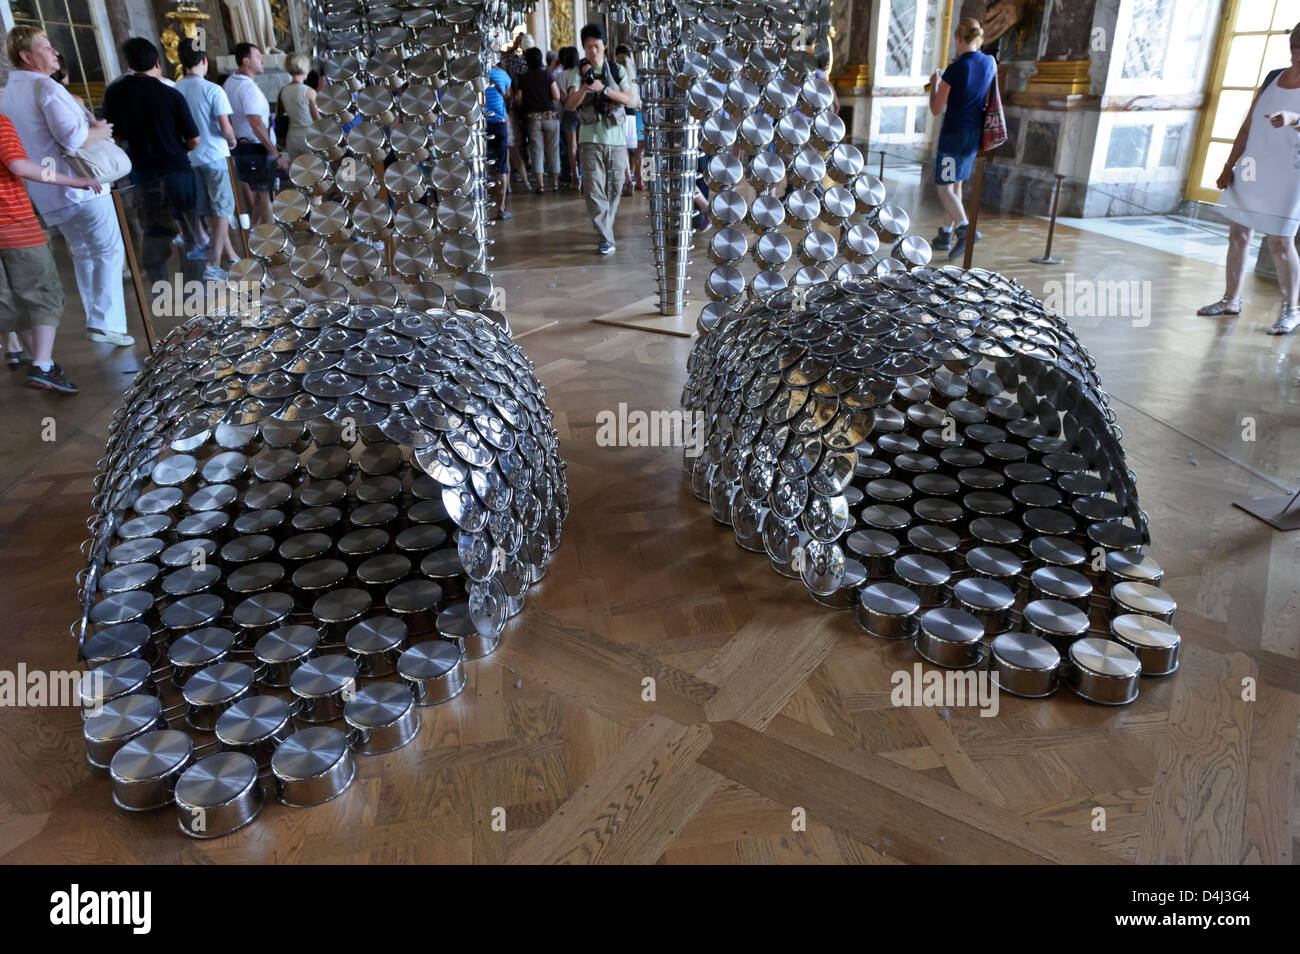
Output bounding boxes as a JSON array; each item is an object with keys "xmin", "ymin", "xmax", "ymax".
[{"xmin": 565, "ymin": 23, "xmax": 631, "ymax": 255}]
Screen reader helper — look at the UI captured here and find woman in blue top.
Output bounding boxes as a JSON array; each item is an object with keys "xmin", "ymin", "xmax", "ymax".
[{"xmin": 929, "ymin": 18, "xmax": 996, "ymax": 260}]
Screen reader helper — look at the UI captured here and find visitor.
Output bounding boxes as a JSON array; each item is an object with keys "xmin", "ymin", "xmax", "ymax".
[
  {"xmin": 1197, "ymin": 22, "xmax": 1300, "ymax": 336},
  {"xmin": 928, "ymin": 17, "xmax": 995, "ymax": 261},
  {"xmin": 485, "ymin": 58, "xmax": 512, "ymax": 221},
  {"xmin": 176, "ymin": 37, "xmax": 240, "ymax": 282},
  {"xmin": 557, "ymin": 46, "xmax": 580, "ymax": 187},
  {"xmin": 103, "ymin": 37, "xmax": 202, "ymax": 283},
  {"xmin": 503, "ymin": 33, "xmax": 532, "ymax": 186},
  {"xmin": 614, "ymin": 45, "xmax": 644, "ymax": 193},
  {"xmin": 0, "ymin": 112, "xmax": 99, "ymax": 392},
  {"xmin": 277, "ymin": 52, "xmax": 320, "ymax": 162},
  {"xmin": 227, "ymin": 42, "xmax": 284, "ymax": 227},
  {"xmin": 516, "ymin": 46, "xmax": 562, "ymax": 193},
  {"xmin": 566, "ymin": 23, "xmax": 632, "ymax": 255},
  {"xmin": 0, "ymin": 25, "xmax": 132, "ymax": 346}
]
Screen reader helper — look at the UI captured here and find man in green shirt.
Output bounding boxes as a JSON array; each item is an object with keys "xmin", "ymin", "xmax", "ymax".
[{"xmin": 566, "ymin": 22, "xmax": 631, "ymax": 254}]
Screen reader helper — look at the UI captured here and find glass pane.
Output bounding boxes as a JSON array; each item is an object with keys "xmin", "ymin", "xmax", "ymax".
[
  {"xmin": 885, "ymin": 0, "xmax": 918, "ymax": 77},
  {"xmin": 1236, "ymin": 0, "xmax": 1276, "ymax": 31},
  {"xmin": 1160, "ymin": 124, "xmax": 1187, "ymax": 166},
  {"xmin": 879, "ymin": 105, "xmax": 907, "ymax": 134},
  {"xmin": 1273, "ymin": 0, "xmax": 1300, "ymax": 29},
  {"xmin": 1104, "ymin": 124, "xmax": 1151, "ymax": 168},
  {"xmin": 1263, "ymin": 32, "xmax": 1293, "ymax": 73},
  {"xmin": 1211, "ymin": 88, "xmax": 1254, "ymax": 139},
  {"xmin": 1202, "ymin": 141, "xmax": 1233, "ymax": 190},
  {"xmin": 1224, "ymin": 34, "xmax": 1268, "ymax": 87},
  {"xmin": 63, "ymin": 0, "xmax": 94, "ymax": 25}
]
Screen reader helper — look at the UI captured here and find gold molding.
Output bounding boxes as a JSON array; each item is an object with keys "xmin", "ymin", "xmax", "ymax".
[
  {"xmin": 1023, "ymin": 60, "xmax": 1091, "ymax": 96},
  {"xmin": 835, "ymin": 63, "xmax": 871, "ymax": 89}
]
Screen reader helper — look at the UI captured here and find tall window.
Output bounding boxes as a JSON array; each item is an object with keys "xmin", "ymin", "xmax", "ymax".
[
  {"xmin": 1188, "ymin": 0, "xmax": 1300, "ymax": 201},
  {"xmin": 9, "ymin": 0, "xmax": 108, "ymax": 109}
]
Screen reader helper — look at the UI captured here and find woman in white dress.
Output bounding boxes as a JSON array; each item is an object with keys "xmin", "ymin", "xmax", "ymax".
[{"xmin": 1198, "ymin": 23, "xmax": 1300, "ymax": 335}]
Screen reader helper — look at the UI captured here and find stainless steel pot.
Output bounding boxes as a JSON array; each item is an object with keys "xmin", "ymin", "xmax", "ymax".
[
  {"xmin": 253, "ymin": 624, "xmax": 320, "ymax": 687},
  {"xmin": 398, "ymin": 640, "xmax": 465, "ymax": 705},
  {"xmin": 1064, "ymin": 636, "xmax": 1141, "ymax": 705},
  {"xmin": 1109, "ymin": 581, "xmax": 1176, "ymax": 624},
  {"xmin": 108, "ymin": 728, "xmax": 194, "ymax": 811},
  {"xmin": 951, "ymin": 577, "xmax": 1015, "ymax": 634},
  {"xmin": 83, "ymin": 693, "xmax": 168, "ymax": 770},
  {"xmin": 345, "ymin": 615, "xmax": 407, "ymax": 677},
  {"xmin": 271, "ymin": 726, "xmax": 356, "ymax": 807},
  {"xmin": 914, "ymin": 607, "xmax": 985, "ymax": 668},
  {"xmin": 1109, "ymin": 614, "xmax": 1180, "ymax": 676},
  {"xmin": 215, "ymin": 694, "xmax": 296, "ymax": 766},
  {"xmin": 289, "ymin": 654, "xmax": 358, "ymax": 723},
  {"xmin": 345, "ymin": 681, "xmax": 420, "ymax": 755},
  {"xmin": 856, "ymin": 582, "xmax": 920, "ymax": 639},
  {"xmin": 181, "ymin": 661, "xmax": 257, "ymax": 731},
  {"xmin": 988, "ymin": 631, "xmax": 1060, "ymax": 698},
  {"xmin": 1023, "ymin": 598, "xmax": 1091, "ymax": 655},
  {"xmin": 168, "ymin": 626, "xmax": 236, "ymax": 688},
  {"xmin": 79, "ymin": 656, "xmax": 155, "ymax": 716},
  {"xmin": 174, "ymin": 751, "xmax": 265, "ymax": 839}
]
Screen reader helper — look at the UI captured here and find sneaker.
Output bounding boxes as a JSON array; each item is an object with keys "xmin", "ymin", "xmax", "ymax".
[
  {"xmin": 87, "ymin": 329, "xmax": 135, "ymax": 348},
  {"xmin": 597, "ymin": 241, "xmax": 615, "ymax": 255},
  {"xmin": 25, "ymin": 363, "xmax": 78, "ymax": 394},
  {"xmin": 498, "ymin": 210, "xmax": 512, "ymax": 220},
  {"xmin": 186, "ymin": 243, "xmax": 211, "ymax": 261},
  {"xmin": 5, "ymin": 350, "xmax": 31, "ymax": 370},
  {"xmin": 947, "ymin": 224, "xmax": 982, "ymax": 260},
  {"xmin": 931, "ymin": 229, "xmax": 952, "ymax": 251},
  {"xmin": 202, "ymin": 265, "xmax": 229, "ymax": 283}
]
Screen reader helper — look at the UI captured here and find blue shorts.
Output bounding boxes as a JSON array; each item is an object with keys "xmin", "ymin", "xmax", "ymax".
[{"xmin": 934, "ymin": 125, "xmax": 981, "ymax": 184}]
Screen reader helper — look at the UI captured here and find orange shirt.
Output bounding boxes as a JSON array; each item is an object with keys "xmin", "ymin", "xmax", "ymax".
[{"xmin": 0, "ymin": 114, "xmax": 47, "ymax": 249}]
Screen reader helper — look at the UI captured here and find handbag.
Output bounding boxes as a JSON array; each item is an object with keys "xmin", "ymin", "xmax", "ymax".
[
  {"xmin": 37, "ymin": 82, "xmax": 131, "ymax": 184},
  {"xmin": 981, "ymin": 73, "xmax": 1007, "ymax": 154}
]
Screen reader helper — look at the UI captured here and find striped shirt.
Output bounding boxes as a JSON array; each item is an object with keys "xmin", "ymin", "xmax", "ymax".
[{"xmin": 0, "ymin": 115, "xmax": 46, "ymax": 248}]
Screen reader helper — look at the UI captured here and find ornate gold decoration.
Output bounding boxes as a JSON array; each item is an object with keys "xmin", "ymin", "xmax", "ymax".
[
  {"xmin": 163, "ymin": 2, "xmax": 210, "ymax": 80},
  {"xmin": 835, "ymin": 63, "xmax": 871, "ymax": 89},
  {"xmin": 1023, "ymin": 59, "xmax": 1090, "ymax": 96},
  {"xmin": 550, "ymin": 0, "xmax": 574, "ymax": 48}
]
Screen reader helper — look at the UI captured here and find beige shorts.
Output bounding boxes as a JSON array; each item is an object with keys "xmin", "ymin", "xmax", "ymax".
[{"xmin": 0, "ymin": 242, "xmax": 63, "ymax": 332}]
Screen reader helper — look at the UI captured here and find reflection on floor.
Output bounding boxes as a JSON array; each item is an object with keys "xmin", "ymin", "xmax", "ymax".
[
  {"xmin": 0, "ymin": 177, "xmax": 1296, "ymax": 865},
  {"xmin": 1056, "ymin": 213, "xmax": 1264, "ymax": 268}
]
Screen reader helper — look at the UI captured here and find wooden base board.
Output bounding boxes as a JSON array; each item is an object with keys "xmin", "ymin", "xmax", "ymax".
[{"xmin": 591, "ymin": 295, "xmax": 698, "ymax": 338}]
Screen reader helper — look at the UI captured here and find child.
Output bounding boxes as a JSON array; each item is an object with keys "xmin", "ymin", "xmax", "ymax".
[{"xmin": 0, "ymin": 112, "xmax": 102, "ymax": 393}]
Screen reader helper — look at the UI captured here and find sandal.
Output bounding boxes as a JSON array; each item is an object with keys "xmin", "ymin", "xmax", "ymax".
[
  {"xmin": 1196, "ymin": 297, "xmax": 1241, "ymax": 316},
  {"xmin": 5, "ymin": 350, "xmax": 31, "ymax": 370},
  {"xmin": 1267, "ymin": 305, "xmax": 1300, "ymax": 336}
]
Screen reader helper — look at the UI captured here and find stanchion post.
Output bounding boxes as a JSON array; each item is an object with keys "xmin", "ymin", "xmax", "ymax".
[
  {"xmin": 1030, "ymin": 173, "xmax": 1065, "ymax": 265},
  {"xmin": 962, "ymin": 155, "xmax": 986, "ymax": 270},
  {"xmin": 110, "ymin": 185, "xmax": 156, "ymax": 353},
  {"xmin": 879, "ymin": 148, "xmax": 885, "ymax": 180},
  {"xmin": 226, "ymin": 155, "xmax": 251, "ymax": 258}
]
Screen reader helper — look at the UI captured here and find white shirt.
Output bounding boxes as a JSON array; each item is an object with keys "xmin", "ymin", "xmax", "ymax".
[
  {"xmin": 0, "ymin": 69, "xmax": 93, "ymax": 217},
  {"xmin": 225, "ymin": 72, "xmax": 269, "ymax": 143}
]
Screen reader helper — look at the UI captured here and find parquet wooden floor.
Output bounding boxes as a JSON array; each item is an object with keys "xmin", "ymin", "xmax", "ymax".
[{"xmin": 0, "ymin": 174, "xmax": 1296, "ymax": 864}]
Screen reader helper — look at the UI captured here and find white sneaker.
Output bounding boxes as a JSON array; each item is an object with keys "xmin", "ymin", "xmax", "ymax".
[
  {"xmin": 202, "ymin": 265, "xmax": 229, "ymax": 283},
  {"xmin": 87, "ymin": 329, "xmax": 135, "ymax": 347}
]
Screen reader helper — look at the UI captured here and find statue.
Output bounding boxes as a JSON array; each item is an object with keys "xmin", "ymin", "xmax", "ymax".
[{"xmin": 223, "ymin": 0, "xmax": 282, "ymax": 54}]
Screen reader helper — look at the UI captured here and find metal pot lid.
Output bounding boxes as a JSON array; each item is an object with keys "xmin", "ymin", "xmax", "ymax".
[
  {"xmin": 346, "ymin": 615, "xmax": 407, "ymax": 654},
  {"xmin": 345, "ymin": 680, "xmax": 415, "ymax": 730},
  {"xmin": 215, "ymin": 694, "xmax": 292, "ymax": 745},
  {"xmin": 919, "ymin": 606, "xmax": 983, "ymax": 644},
  {"xmin": 232, "ymin": 591, "xmax": 294, "ymax": 628},
  {"xmin": 231, "ymin": 509, "xmax": 286, "ymax": 536},
  {"xmin": 953, "ymin": 575, "xmax": 1016, "ymax": 611},
  {"xmin": 84, "ymin": 692, "xmax": 163, "ymax": 742},
  {"xmin": 272, "ymin": 725, "xmax": 349, "ymax": 781},
  {"xmin": 1023, "ymin": 598, "xmax": 1089, "ymax": 636},
  {"xmin": 894, "ymin": 553, "xmax": 950, "ymax": 587},
  {"xmin": 160, "ymin": 563, "xmax": 221, "ymax": 597},
  {"xmin": 174, "ymin": 751, "xmax": 259, "ymax": 811},
  {"xmin": 386, "ymin": 578, "xmax": 443, "ymax": 614},
  {"xmin": 90, "ymin": 589, "xmax": 154, "ymax": 626},
  {"xmin": 220, "ymin": 533, "xmax": 275, "ymax": 565},
  {"xmin": 357, "ymin": 553, "xmax": 411, "ymax": 586},
  {"xmin": 420, "ymin": 547, "xmax": 464, "ymax": 579},
  {"xmin": 350, "ymin": 502, "xmax": 398, "ymax": 528},
  {"xmin": 966, "ymin": 545, "xmax": 1022, "ymax": 577},
  {"xmin": 150, "ymin": 453, "xmax": 198, "ymax": 487},
  {"xmin": 80, "ymin": 656, "xmax": 152, "ymax": 703},
  {"xmin": 1105, "ymin": 549, "xmax": 1163, "ymax": 583},
  {"xmin": 1031, "ymin": 565, "xmax": 1092, "ymax": 601},
  {"xmin": 907, "ymin": 523, "xmax": 961, "ymax": 554},
  {"xmin": 1027, "ymin": 534, "xmax": 1086, "ymax": 566},
  {"xmin": 116, "ymin": 513, "xmax": 171, "ymax": 540},
  {"xmin": 290, "ymin": 654, "xmax": 357, "ymax": 697},
  {"xmin": 1111, "ymin": 581, "xmax": 1176, "ymax": 617},
  {"xmin": 991, "ymin": 631, "xmax": 1059, "ymax": 671},
  {"xmin": 398, "ymin": 639, "xmax": 460, "ymax": 680},
  {"xmin": 82, "ymin": 620, "xmax": 152, "ymax": 662},
  {"xmin": 98, "ymin": 561, "xmax": 159, "ymax": 594},
  {"xmin": 133, "ymin": 486, "xmax": 183, "ymax": 516},
  {"xmin": 1111, "ymin": 613, "xmax": 1179, "ymax": 655},
  {"xmin": 254, "ymin": 624, "xmax": 320, "ymax": 662},
  {"xmin": 160, "ymin": 593, "xmax": 224, "ymax": 629},
  {"xmin": 175, "ymin": 511, "xmax": 230, "ymax": 539},
  {"xmin": 109, "ymin": 729, "xmax": 192, "ymax": 782},
  {"xmin": 1070, "ymin": 636, "xmax": 1141, "ymax": 677},
  {"xmin": 182, "ymin": 661, "xmax": 255, "ymax": 706},
  {"xmin": 969, "ymin": 516, "xmax": 1022, "ymax": 546},
  {"xmin": 395, "ymin": 523, "xmax": 448, "ymax": 553},
  {"xmin": 336, "ymin": 528, "xmax": 389, "ymax": 558},
  {"xmin": 312, "ymin": 587, "xmax": 372, "ymax": 624}
]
